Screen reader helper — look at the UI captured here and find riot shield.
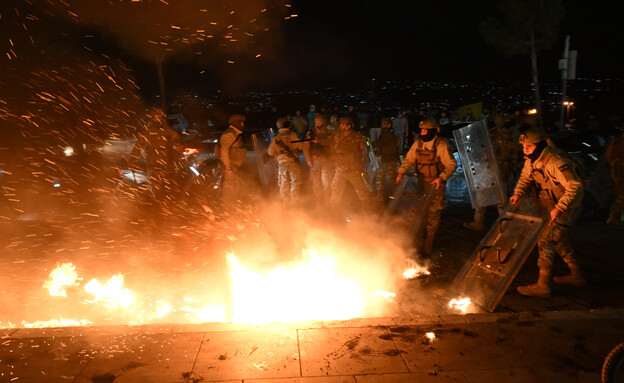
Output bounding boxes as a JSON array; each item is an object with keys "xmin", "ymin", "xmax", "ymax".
[
  {"xmin": 453, "ymin": 120, "xmax": 506, "ymax": 208},
  {"xmin": 251, "ymin": 133, "xmax": 271, "ymax": 190},
  {"xmin": 451, "ymin": 197, "xmax": 551, "ymax": 312},
  {"xmin": 362, "ymin": 138, "xmax": 379, "ymax": 193},
  {"xmin": 384, "ymin": 175, "xmax": 436, "ymax": 246}
]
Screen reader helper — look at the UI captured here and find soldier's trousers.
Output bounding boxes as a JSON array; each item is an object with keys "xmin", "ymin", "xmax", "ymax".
[
  {"xmin": 425, "ymin": 183, "xmax": 445, "ymax": 237},
  {"xmin": 277, "ymin": 160, "xmax": 303, "ymax": 201},
  {"xmin": 537, "ymin": 209, "xmax": 580, "ymax": 272},
  {"xmin": 310, "ymin": 159, "xmax": 334, "ymax": 203},
  {"xmin": 375, "ymin": 162, "xmax": 398, "ymax": 200},
  {"xmin": 330, "ymin": 167, "xmax": 369, "ymax": 206}
]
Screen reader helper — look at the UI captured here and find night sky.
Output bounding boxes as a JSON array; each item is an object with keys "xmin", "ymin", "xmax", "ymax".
[{"xmin": 1, "ymin": 0, "xmax": 623, "ymax": 99}]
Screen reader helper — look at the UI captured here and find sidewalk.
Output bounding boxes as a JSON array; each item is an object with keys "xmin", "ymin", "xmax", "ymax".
[{"xmin": 2, "ymin": 308, "xmax": 622, "ymax": 383}]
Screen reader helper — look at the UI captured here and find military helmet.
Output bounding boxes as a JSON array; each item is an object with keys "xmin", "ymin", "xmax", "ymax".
[
  {"xmin": 314, "ymin": 113, "xmax": 328, "ymax": 124},
  {"xmin": 339, "ymin": 116, "xmax": 354, "ymax": 126},
  {"xmin": 419, "ymin": 120, "xmax": 439, "ymax": 131},
  {"xmin": 519, "ymin": 128, "xmax": 547, "ymax": 144},
  {"xmin": 228, "ymin": 114, "xmax": 246, "ymax": 124},
  {"xmin": 276, "ymin": 117, "xmax": 289, "ymax": 129}
]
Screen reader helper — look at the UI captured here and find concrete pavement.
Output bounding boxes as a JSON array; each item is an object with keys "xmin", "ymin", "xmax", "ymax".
[{"xmin": 2, "ymin": 307, "xmax": 622, "ymax": 383}]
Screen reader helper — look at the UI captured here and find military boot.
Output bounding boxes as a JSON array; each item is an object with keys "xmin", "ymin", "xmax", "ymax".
[
  {"xmin": 463, "ymin": 208, "xmax": 485, "ymax": 231},
  {"xmin": 517, "ymin": 271, "xmax": 551, "ymax": 297},
  {"xmin": 553, "ymin": 263, "xmax": 586, "ymax": 286}
]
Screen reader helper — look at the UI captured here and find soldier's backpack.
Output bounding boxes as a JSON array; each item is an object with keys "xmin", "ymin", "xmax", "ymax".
[{"xmin": 214, "ymin": 132, "xmax": 240, "ymax": 160}]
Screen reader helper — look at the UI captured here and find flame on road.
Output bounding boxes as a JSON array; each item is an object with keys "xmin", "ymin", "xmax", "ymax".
[
  {"xmin": 227, "ymin": 249, "xmax": 366, "ymax": 323},
  {"xmin": 449, "ymin": 297, "xmax": 472, "ymax": 313}
]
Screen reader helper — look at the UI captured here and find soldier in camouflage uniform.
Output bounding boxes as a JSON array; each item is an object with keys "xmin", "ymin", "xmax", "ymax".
[
  {"xmin": 267, "ymin": 117, "xmax": 312, "ymax": 202},
  {"xmin": 130, "ymin": 107, "xmax": 183, "ymax": 202},
  {"xmin": 307, "ymin": 113, "xmax": 334, "ymax": 204},
  {"xmin": 605, "ymin": 122, "xmax": 624, "ymax": 225},
  {"xmin": 329, "ymin": 116, "xmax": 370, "ymax": 209},
  {"xmin": 372, "ymin": 117, "xmax": 400, "ymax": 203},
  {"xmin": 396, "ymin": 120, "xmax": 457, "ymax": 256},
  {"xmin": 464, "ymin": 113, "xmax": 519, "ymax": 230},
  {"xmin": 219, "ymin": 114, "xmax": 247, "ymax": 200},
  {"xmin": 510, "ymin": 128, "xmax": 585, "ymax": 297}
]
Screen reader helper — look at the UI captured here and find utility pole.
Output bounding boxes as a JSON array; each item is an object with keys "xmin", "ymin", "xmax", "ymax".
[
  {"xmin": 558, "ymin": 36, "xmax": 577, "ymax": 131},
  {"xmin": 558, "ymin": 35, "xmax": 570, "ymax": 131}
]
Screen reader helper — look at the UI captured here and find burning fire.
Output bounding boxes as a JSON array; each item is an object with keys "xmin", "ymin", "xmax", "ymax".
[
  {"xmin": 43, "ymin": 262, "xmax": 81, "ymax": 297},
  {"xmin": 448, "ymin": 297, "xmax": 472, "ymax": 313},
  {"xmin": 12, "ymin": 247, "xmax": 407, "ymax": 328},
  {"xmin": 227, "ymin": 249, "xmax": 366, "ymax": 323}
]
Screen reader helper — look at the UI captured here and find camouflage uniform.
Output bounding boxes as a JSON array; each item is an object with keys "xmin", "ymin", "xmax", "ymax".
[
  {"xmin": 513, "ymin": 145, "xmax": 584, "ymax": 275},
  {"xmin": 307, "ymin": 123, "xmax": 334, "ymax": 203},
  {"xmin": 219, "ymin": 124, "xmax": 247, "ymax": 199},
  {"xmin": 605, "ymin": 131, "xmax": 624, "ymax": 225},
  {"xmin": 329, "ymin": 129, "xmax": 369, "ymax": 207},
  {"xmin": 268, "ymin": 127, "xmax": 310, "ymax": 201},
  {"xmin": 398, "ymin": 135, "xmax": 457, "ymax": 253}
]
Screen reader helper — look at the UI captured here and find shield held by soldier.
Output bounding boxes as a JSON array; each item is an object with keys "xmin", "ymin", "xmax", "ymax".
[{"xmin": 453, "ymin": 120, "xmax": 506, "ymax": 209}]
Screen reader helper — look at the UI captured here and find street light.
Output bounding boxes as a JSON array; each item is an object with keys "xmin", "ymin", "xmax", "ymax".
[{"xmin": 563, "ymin": 101, "xmax": 574, "ymax": 122}]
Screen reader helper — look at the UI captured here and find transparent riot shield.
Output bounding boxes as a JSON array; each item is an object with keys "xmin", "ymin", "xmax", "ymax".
[
  {"xmin": 384, "ymin": 175, "xmax": 436, "ymax": 246},
  {"xmin": 251, "ymin": 133, "xmax": 271, "ymax": 190},
  {"xmin": 451, "ymin": 197, "xmax": 551, "ymax": 312},
  {"xmin": 453, "ymin": 120, "xmax": 506, "ymax": 209},
  {"xmin": 362, "ymin": 138, "xmax": 379, "ymax": 193}
]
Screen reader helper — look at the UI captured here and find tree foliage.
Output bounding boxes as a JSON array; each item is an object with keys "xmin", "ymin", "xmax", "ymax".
[{"xmin": 479, "ymin": 0, "xmax": 565, "ymax": 57}]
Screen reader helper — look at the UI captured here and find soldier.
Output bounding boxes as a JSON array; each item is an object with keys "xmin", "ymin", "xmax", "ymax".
[
  {"xmin": 396, "ymin": 120, "xmax": 457, "ymax": 256},
  {"xmin": 510, "ymin": 128, "xmax": 585, "ymax": 297},
  {"xmin": 267, "ymin": 117, "xmax": 312, "ymax": 202},
  {"xmin": 130, "ymin": 107, "xmax": 183, "ymax": 202},
  {"xmin": 464, "ymin": 113, "xmax": 519, "ymax": 230},
  {"xmin": 329, "ymin": 116, "xmax": 370, "ymax": 209},
  {"xmin": 605, "ymin": 121, "xmax": 624, "ymax": 225},
  {"xmin": 219, "ymin": 114, "xmax": 247, "ymax": 200},
  {"xmin": 307, "ymin": 113, "xmax": 334, "ymax": 204},
  {"xmin": 372, "ymin": 117, "xmax": 400, "ymax": 203}
]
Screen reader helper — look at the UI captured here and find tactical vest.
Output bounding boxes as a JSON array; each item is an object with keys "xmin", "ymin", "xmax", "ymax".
[
  {"xmin": 414, "ymin": 138, "xmax": 443, "ymax": 181},
  {"xmin": 531, "ymin": 152, "xmax": 566, "ymax": 202}
]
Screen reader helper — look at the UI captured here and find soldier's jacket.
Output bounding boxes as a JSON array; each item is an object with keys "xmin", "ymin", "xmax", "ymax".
[
  {"xmin": 373, "ymin": 129, "xmax": 400, "ymax": 163},
  {"xmin": 398, "ymin": 136, "xmax": 457, "ymax": 182},
  {"xmin": 514, "ymin": 145, "xmax": 584, "ymax": 213},
  {"xmin": 330, "ymin": 129, "xmax": 366, "ymax": 170},
  {"xmin": 219, "ymin": 126, "xmax": 246, "ymax": 170},
  {"xmin": 307, "ymin": 125, "xmax": 333, "ymax": 161},
  {"xmin": 268, "ymin": 128, "xmax": 310, "ymax": 164}
]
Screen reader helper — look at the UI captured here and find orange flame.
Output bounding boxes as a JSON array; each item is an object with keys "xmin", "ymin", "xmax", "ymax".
[
  {"xmin": 227, "ymin": 249, "xmax": 366, "ymax": 323},
  {"xmin": 43, "ymin": 262, "xmax": 81, "ymax": 297},
  {"xmin": 448, "ymin": 297, "xmax": 472, "ymax": 313},
  {"xmin": 83, "ymin": 274, "xmax": 135, "ymax": 308}
]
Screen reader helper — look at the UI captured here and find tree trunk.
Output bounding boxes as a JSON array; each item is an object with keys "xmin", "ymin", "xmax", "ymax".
[
  {"xmin": 157, "ymin": 59, "xmax": 167, "ymax": 113},
  {"xmin": 529, "ymin": 25, "xmax": 543, "ymax": 129}
]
